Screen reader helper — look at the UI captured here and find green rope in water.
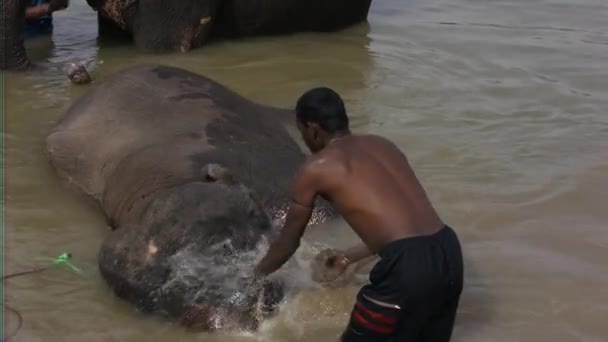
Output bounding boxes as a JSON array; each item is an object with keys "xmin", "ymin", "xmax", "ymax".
[
  {"xmin": 2, "ymin": 252, "xmax": 84, "ymax": 341},
  {"xmin": 34, "ymin": 252, "xmax": 84, "ymax": 274}
]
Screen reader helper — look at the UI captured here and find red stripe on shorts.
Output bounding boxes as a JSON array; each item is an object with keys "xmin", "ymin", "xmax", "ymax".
[
  {"xmin": 355, "ymin": 301, "xmax": 398, "ymax": 325},
  {"xmin": 353, "ymin": 311, "xmax": 395, "ymax": 334}
]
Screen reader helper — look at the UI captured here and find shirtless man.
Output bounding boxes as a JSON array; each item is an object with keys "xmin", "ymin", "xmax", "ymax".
[{"xmin": 254, "ymin": 87, "xmax": 464, "ymax": 341}]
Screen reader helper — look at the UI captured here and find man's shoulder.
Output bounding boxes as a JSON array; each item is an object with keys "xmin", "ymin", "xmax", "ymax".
[
  {"xmin": 358, "ymin": 134, "xmax": 404, "ymax": 155},
  {"xmin": 297, "ymin": 151, "xmax": 344, "ymax": 180},
  {"xmin": 300, "ymin": 153, "xmax": 329, "ymax": 174},
  {"xmin": 314, "ymin": 146, "xmax": 349, "ymax": 165},
  {"xmin": 358, "ymin": 133, "xmax": 395, "ymax": 144}
]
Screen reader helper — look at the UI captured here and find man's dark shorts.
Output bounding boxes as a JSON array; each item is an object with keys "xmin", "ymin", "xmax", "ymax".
[{"xmin": 341, "ymin": 225, "xmax": 464, "ymax": 342}]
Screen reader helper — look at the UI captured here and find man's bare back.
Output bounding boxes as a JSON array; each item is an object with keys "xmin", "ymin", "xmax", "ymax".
[{"xmin": 305, "ymin": 134, "xmax": 444, "ymax": 252}]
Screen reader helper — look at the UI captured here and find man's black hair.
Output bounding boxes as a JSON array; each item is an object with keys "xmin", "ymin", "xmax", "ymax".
[{"xmin": 295, "ymin": 87, "xmax": 349, "ymax": 133}]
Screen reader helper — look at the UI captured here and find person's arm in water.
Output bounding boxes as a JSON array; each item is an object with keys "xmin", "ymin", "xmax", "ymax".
[
  {"xmin": 254, "ymin": 160, "xmax": 320, "ymax": 276},
  {"xmin": 25, "ymin": 5, "xmax": 49, "ymax": 19},
  {"xmin": 324, "ymin": 244, "xmax": 375, "ymax": 275},
  {"xmin": 25, "ymin": 0, "xmax": 69, "ymax": 20},
  {"xmin": 343, "ymin": 244, "xmax": 375, "ymax": 263}
]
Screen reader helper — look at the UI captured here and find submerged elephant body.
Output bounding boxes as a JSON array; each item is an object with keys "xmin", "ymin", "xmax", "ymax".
[{"xmin": 46, "ymin": 64, "xmax": 335, "ymax": 331}]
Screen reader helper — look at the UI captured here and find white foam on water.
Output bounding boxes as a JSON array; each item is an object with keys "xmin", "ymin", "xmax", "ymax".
[{"xmin": 154, "ymin": 231, "xmax": 358, "ymax": 338}]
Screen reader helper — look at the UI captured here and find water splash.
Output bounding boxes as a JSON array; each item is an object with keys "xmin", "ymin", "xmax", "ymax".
[{"xmin": 161, "ymin": 239, "xmax": 270, "ymax": 308}]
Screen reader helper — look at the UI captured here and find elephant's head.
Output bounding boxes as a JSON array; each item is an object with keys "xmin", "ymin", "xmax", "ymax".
[
  {"xmin": 1, "ymin": 0, "xmax": 30, "ymax": 70},
  {"xmin": 98, "ymin": 163, "xmax": 286, "ymax": 332}
]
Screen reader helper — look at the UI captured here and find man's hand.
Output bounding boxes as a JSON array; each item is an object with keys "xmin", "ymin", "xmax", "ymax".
[
  {"xmin": 325, "ymin": 252, "xmax": 350, "ymax": 273},
  {"xmin": 311, "ymin": 248, "xmax": 350, "ymax": 283},
  {"xmin": 311, "ymin": 244, "xmax": 378, "ymax": 286}
]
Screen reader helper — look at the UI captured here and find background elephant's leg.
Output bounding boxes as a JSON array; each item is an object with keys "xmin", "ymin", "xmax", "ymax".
[
  {"xmin": 132, "ymin": 0, "xmax": 219, "ymax": 52},
  {"xmin": 1, "ymin": 0, "xmax": 31, "ymax": 70},
  {"xmin": 97, "ymin": 11, "xmax": 132, "ymax": 45},
  {"xmin": 308, "ymin": 0, "xmax": 373, "ymax": 32}
]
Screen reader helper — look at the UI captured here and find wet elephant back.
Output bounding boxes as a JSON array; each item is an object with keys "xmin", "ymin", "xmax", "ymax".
[
  {"xmin": 46, "ymin": 64, "xmax": 296, "ymax": 203},
  {"xmin": 101, "ymin": 139, "xmax": 214, "ymax": 228}
]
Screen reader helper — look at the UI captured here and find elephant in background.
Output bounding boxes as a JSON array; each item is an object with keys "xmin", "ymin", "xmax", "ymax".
[
  {"xmin": 87, "ymin": 0, "xmax": 373, "ymax": 52},
  {"xmin": 46, "ymin": 64, "xmax": 337, "ymax": 331},
  {"xmin": 2, "ymin": 0, "xmax": 373, "ymax": 70}
]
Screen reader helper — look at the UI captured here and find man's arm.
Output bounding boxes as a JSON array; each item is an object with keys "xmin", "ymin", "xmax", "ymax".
[
  {"xmin": 254, "ymin": 160, "xmax": 320, "ymax": 276},
  {"xmin": 343, "ymin": 244, "xmax": 375, "ymax": 264},
  {"xmin": 322, "ymin": 244, "xmax": 375, "ymax": 276},
  {"xmin": 25, "ymin": 5, "xmax": 49, "ymax": 19},
  {"xmin": 254, "ymin": 204, "xmax": 312, "ymax": 276},
  {"xmin": 25, "ymin": 0, "xmax": 69, "ymax": 20}
]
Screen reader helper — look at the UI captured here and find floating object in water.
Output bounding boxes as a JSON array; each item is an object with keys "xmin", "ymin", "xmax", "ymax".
[{"xmin": 63, "ymin": 62, "xmax": 91, "ymax": 84}]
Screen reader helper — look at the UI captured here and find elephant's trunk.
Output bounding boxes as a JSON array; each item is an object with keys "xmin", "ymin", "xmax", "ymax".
[{"xmin": 1, "ymin": 0, "xmax": 31, "ymax": 70}]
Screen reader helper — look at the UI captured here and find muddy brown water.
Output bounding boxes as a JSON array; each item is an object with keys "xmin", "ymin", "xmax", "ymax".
[{"xmin": 3, "ymin": 0, "xmax": 608, "ymax": 341}]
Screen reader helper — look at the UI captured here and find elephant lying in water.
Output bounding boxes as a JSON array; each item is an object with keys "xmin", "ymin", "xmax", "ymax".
[{"xmin": 45, "ymin": 64, "xmax": 336, "ymax": 331}]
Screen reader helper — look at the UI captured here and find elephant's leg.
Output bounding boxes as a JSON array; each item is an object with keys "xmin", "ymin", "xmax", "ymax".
[
  {"xmin": 132, "ymin": 0, "xmax": 219, "ymax": 52},
  {"xmin": 97, "ymin": 11, "xmax": 132, "ymax": 45},
  {"xmin": 1, "ymin": 0, "xmax": 31, "ymax": 70}
]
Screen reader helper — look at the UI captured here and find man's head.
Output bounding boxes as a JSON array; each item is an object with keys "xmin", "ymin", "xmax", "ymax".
[{"xmin": 295, "ymin": 87, "xmax": 350, "ymax": 153}]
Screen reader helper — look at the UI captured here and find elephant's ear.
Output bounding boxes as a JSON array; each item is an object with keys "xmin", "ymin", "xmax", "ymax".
[{"xmin": 201, "ymin": 163, "xmax": 236, "ymax": 185}]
